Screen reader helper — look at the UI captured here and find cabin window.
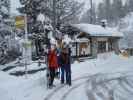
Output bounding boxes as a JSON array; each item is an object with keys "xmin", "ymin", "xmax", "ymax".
[
  {"xmin": 98, "ymin": 41, "xmax": 106, "ymax": 53},
  {"xmin": 108, "ymin": 39, "xmax": 114, "ymax": 51},
  {"xmin": 79, "ymin": 42, "xmax": 90, "ymax": 56}
]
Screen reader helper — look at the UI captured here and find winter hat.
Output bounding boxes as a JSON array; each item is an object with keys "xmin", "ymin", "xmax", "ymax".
[
  {"xmin": 51, "ymin": 43, "xmax": 56, "ymax": 50},
  {"xmin": 50, "ymin": 37, "xmax": 57, "ymax": 45}
]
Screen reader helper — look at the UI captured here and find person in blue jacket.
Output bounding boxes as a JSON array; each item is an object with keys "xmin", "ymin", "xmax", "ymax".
[{"xmin": 60, "ymin": 44, "xmax": 71, "ymax": 86}]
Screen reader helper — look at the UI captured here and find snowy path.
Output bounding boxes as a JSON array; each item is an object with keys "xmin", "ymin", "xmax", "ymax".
[
  {"xmin": 44, "ymin": 72, "xmax": 133, "ymax": 100},
  {"xmin": 85, "ymin": 72, "xmax": 133, "ymax": 100},
  {"xmin": 44, "ymin": 74, "xmax": 91, "ymax": 100}
]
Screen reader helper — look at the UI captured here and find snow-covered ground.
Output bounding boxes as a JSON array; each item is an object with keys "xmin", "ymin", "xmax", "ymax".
[{"xmin": 0, "ymin": 52, "xmax": 133, "ymax": 100}]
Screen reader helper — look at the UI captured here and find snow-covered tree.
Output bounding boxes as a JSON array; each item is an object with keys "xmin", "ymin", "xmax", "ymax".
[
  {"xmin": 80, "ymin": 3, "xmax": 96, "ymax": 24},
  {"xmin": 0, "ymin": 0, "xmax": 10, "ymax": 18},
  {"xmin": 18, "ymin": 0, "xmax": 83, "ymax": 33},
  {"xmin": 97, "ymin": 0, "xmax": 128, "ymax": 26},
  {"xmin": 0, "ymin": 0, "xmax": 11, "ymax": 41},
  {"xmin": 112, "ymin": 0, "xmax": 125, "ymax": 19},
  {"xmin": 0, "ymin": 0, "xmax": 17, "ymax": 60}
]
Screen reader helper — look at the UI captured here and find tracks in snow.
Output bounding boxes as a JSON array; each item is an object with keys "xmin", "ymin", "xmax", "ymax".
[
  {"xmin": 44, "ymin": 72, "xmax": 133, "ymax": 100},
  {"xmin": 86, "ymin": 73, "xmax": 133, "ymax": 100},
  {"xmin": 44, "ymin": 74, "xmax": 92, "ymax": 100}
]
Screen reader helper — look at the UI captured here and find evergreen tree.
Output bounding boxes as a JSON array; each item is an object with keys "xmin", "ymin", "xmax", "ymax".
[
  {"xmin": 80, "ymin": 3, "xmax": 96, "ymax": 24},
  {"xmin": 91, "ymin": 4, "xmax": 97, "ymax": 24},
  {"xmin": 0, "ymin": 0, "xmax": 12, "ymax": 58},
  {"xmin": 112, "ymin": 0, "xmax": 125, "ymax": 21},
  {"xmin": 104, "ymin": 0, "xmax": 114, "ymax": 23},
  {"xmin": 127, "ymin": 0, "xmax": 133, "ymax": 12},
  {"xmin": 0, "ymin": 0, "xmax": 10, "ymax": 18},
  {"xmin": 80, "ymin": 9, "xmax": 91, "ymax": 23},
  {"xmin": 97, "ymin": 0, "xmax": 127, "ymax": 25},
  {"xmin": 97, "ymin": 3, "xmax": 105, "ymax": 23}
]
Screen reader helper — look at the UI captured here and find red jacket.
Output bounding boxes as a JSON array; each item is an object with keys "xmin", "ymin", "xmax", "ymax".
[{"xmin": 48, "ymin": 49, "xmax": 58, "ymax": 69}]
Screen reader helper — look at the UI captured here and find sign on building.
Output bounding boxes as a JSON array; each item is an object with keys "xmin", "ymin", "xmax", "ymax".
[{"xmin": 15, "ymin": 16, "xmax": 25, "ymax": 29}]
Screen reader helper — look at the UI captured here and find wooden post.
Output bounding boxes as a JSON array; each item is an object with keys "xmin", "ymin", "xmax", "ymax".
[
  {"xmin": 90, "ymin": 38, "xmax": 93, "ymax": 56},
  {"xmin": 91, "ymin": 37, "xmax": 98, "ymax": 58},
  {"xmin": 24, "ymin": 14, "xmax": 28, "ymax": 78},
  {"xmin": 53, "ymin": 0, "xmax": 56, "ymax": 37},
  {"xmin": 76, "ymin": 42, "xmax": 78, "ymax": 59},
  {"xmin": 106, "ymin": 41, "xmax": 109, "ymax": 52}
]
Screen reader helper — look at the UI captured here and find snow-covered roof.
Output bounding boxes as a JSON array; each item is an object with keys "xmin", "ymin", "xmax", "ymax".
[
  {"xmin": 71, "ymin": 24, "xmax": 124, "ymax": 37},
  {"xmin": 75, "ymin": 38, "xmax": 90, "ymax": 43},
  {"xmin": 37, "ymin": 13, "xmax": 51, "ymax": 23}
]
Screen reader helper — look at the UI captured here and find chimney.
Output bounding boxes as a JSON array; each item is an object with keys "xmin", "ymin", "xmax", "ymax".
[{"xmin": 101, "ymin": 19, "xmax": 107, "ymax": 28}]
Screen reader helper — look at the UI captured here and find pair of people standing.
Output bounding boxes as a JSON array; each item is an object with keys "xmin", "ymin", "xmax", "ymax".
[{"xmin": 47, "ymin": 43, "xmax": 71, "ymax": 88}]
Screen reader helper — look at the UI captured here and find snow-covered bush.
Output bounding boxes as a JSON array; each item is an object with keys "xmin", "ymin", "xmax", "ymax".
[{"xmin": 119, "ymin": 12, "xmax": 133, "ymax": 49}]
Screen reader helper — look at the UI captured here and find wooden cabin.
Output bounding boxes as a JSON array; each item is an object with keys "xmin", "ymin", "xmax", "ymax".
[{"xmin": 70, "ymin": 24, "xmax": 123, "ymax": 58}]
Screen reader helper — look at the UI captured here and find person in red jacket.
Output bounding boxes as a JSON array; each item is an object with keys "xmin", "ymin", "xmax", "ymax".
[{"xmin": 48, "ymin": 44, "xmax": 58, "ymax": 88}]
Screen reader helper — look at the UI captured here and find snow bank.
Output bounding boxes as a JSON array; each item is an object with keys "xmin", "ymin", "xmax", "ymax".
[
  {"xmin": 0, "ymin": 71, "xmax": 18, "ymax": 85},
  {"xmin": 0, "ymin": 71, "xmax": 21, "ymax": 100},
  {"xmin": 0, "ymin": 70, "xmax": 47, "ymax": 100},
  {"xmin": 72, "ymin": 52, "xmax": 133, "ymax": 79}
]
